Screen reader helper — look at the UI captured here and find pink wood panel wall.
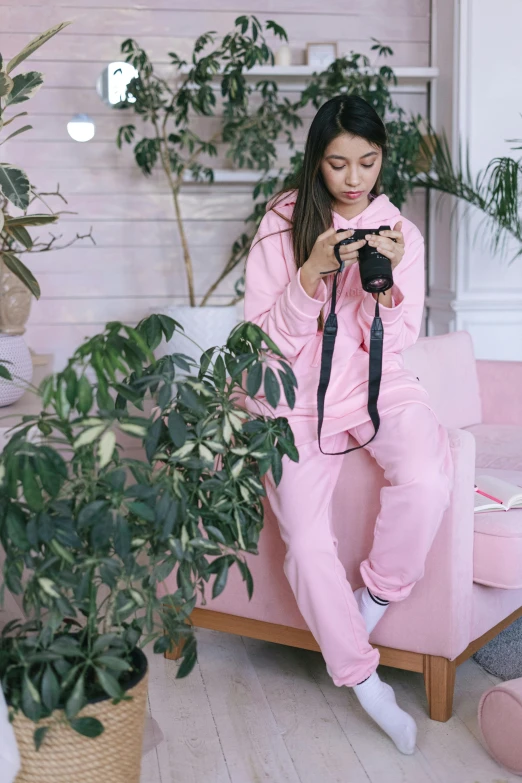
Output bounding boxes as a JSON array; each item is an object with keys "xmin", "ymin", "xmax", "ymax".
[{"xmin": 0, "ymin": 0, "xmax": 431, "ymax": 369}]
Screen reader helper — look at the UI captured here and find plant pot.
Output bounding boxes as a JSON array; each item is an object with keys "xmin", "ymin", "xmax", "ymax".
[
  {"xmin": 0, "ymin": 334, "xmax": 33, "ymax": 407},
  {"xmin": 10, "ymin": 646, "xmax": 149, "ymax": 783},
  {"xmin": 0, "ymin": 262, "xmax": 33, "ymax": 336},
  {"xmin": 154, "ymin": 304, "xmax": 241, "ymax": 369}
]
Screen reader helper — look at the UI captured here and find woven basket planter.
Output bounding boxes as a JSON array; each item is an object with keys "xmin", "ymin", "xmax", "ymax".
[{"xmin": 10, "ymin": 647, "xmax": 148, "ymax": 783}]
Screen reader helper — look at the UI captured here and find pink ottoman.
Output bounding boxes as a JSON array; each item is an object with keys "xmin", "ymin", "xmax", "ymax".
[{"xmin": 478, "ymin": 677, "xmax": 522, "ymax": 775}]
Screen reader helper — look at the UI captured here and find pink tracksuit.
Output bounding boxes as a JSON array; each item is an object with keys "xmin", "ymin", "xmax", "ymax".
[{"xmin": 242, "ymin": 190, "xmax": 454, "ymax": 687}]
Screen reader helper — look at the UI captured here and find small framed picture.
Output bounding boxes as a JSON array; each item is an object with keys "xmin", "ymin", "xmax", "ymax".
[{"xmin": 306, "ymin": 42, "xmax": 338, "ymax": 69}]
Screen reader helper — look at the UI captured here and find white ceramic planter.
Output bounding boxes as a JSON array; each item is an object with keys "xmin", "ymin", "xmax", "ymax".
[
  {"xmin": 153, "ymin": 304, "xmax": 241, "ymax": 371},
  {"xmin": 0, "ymin": 335, "xmax": 33, "ymax": 407}
]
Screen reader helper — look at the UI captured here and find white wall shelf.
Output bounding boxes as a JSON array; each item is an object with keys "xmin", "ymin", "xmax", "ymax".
[
  {"xmin": 179, "ymin": 64, "xmax": 439, "ymax": 80},
  {"xmin": 178, "ymin": 64, "xmax": 438, "ymax": 95}
]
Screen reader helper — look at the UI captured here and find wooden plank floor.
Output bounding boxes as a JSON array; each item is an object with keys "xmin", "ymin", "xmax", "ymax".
[{"xmin": 140, "ymin": 628, "xmax": 519, "ymax": 783}]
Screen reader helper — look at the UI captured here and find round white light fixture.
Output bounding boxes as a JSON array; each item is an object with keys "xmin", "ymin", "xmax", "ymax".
[
  {"xmin": 67, "ymin": 113, "xmax": 96, "ymax": 142},
  {"xmin": 96, "ymin": 61, "xmax": 138, "ymax": 107}
]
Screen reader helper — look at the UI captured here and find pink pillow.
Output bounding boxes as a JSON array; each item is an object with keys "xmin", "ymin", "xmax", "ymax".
[
  {"xmin": 402, "ymin": 331, "xmax": 482, "ymax": 430},
  {"xmin": 478, "ymin": 677, "xmax": 522, "ymax": 774}
]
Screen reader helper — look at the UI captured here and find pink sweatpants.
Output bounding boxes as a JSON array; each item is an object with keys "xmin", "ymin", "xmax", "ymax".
[{"xmin": 262, "ymin": 402, "xmax": 454, "ymax": 688}]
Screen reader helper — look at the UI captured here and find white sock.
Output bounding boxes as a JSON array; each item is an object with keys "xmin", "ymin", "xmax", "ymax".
[
  {"xmin": 354, "ymin": 586, "xmax": 390, "ymax": 634},
  {"xmin": 352, "ymin": 670, "xmax": 417, "ymax": 754}
]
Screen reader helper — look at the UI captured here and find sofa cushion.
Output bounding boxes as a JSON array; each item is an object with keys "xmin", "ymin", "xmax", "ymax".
[
  {"xmin": 464, "ymin": 423, "xmax": 522, "ymax": 471},
  {"xmin": 402, "ymin": 330, "xmax": 482, "ymax": 429},
  {"xmin": 473, "ymin": 468, "xmax": 522, "ymax": 589}
]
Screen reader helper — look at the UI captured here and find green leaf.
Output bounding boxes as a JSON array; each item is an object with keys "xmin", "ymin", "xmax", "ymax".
[
  {"xmin": 22, "ymin": 673, "xmax": 41, "ymax": 721},
  {"xmin": 6, "ymin": 21, "xmax": 72, "ymax": 74},
  {"xmin": 0, "ymin": 252, "xmax": 40, "ymax": 297},
  {"xmin": 138, "ymin": 314, "xmax": 162, "ymax": 350},
  {"xmin": 65, "ymin": 671, "xmax": 85, "ymax": 719},
  {"xmin": 270, "ymin": 448, "xmax": 282, "ymax": 486},
  {"xmin": 204, "ymin": 525, "xmax": 226, "ymax": 545},
  {"xmin": 0, "ymin": 363, "xmax": 12, "ymax": 380},
  {"xmin": 246, "ymin": 362, "xmax": 262, "ymax": 397},
  {"xmin": 95, "ymin": 655, "xmax": 132, "ymax": 672},
  {"xmin": 159, "ymin": 498, "xmax": 177, "ymax": 539},
  {"xmin": 98, "ymin": 430, "xmax": 116, "ymax": 468},
  {"xmin": 41, "ymin": 664, "xmax": 60, "ymax": 712},
  {"xmin": 5, "ymin": 223, "xmax": 33, "ymax": 248},
  {"xmin": 263, "ymin": 366, "xmax": 280, "ymax": 409},
  {"xmin": 157, "ymin": 314, "xmax": 177, "ymax": 342},
  {"xmin": 5, "ymin": 71, "xmax": 43, "ymax": 106},
  {"xmin": 144, "ymin": 417, "xmax": 162, "ymax": 461},
  {"xmin": 213, "ymin": 355, "xmax": 226, "ymax": 391},
  {"xmin": 77, "ymin": 375, "xmax": 93, "ymax": 414},
  {"xmin": 212, "ymin": 556, "xmax": 230, "ymax": 599},
  {"xmin": 49, "ymin": 636, "xmax": 80, "ymax": 656},
  {"xmin": 70, "ymin": 717, "xmax": 104, "ymax": 738},
  {"xmin": 167, "ymin": 410, "xmax": 186, "ymax": 448},
  {"xmin": 95, "ymin": 667, "xmax": 124, "ymax": 699},
  {"xmin": 0, "ymin": 124, "xmax": 32, "ymax": 145},
  {"xmin": 277, "ymin": 368, "xmax": 296, "ymax": 409},
  {"xmin": 0, "ymin": 72, "xmax": 14, "ymax": 98},
  {"xmin": 76, "ymin": 498, "xmax": 108, "ymax": 529},
  {"xmin": 6, "ymin": 505, "xmax": 29, "ymax": 550},
  {"xmin": 34, "ymin": 726, "xmax": 50, "ymax": 751},
  {"xmin": 237, "ymin": 558, "xmax": 254, "ymax": 600},
  {"xmin": 92, "ymin": 633, "xmax": 124, "ymax": 654},
  {"xmin": 114, "ymin": 514, "xmax": 131, "ymax": 558},
  {"xmin": 119, "ymin": 421, "xmax": 147, "ymax": 438},
  {"xmin": 176, "ymin": 650, "xmax": 197, "ymax": 679},
  {"xmin": 5, "ymin": 214, "xmax": 58, "ymax": 227},
  {"xmin": 74, "ymin": 424, "xmax": 105, "ymax": 449},
  {"xmin": 22, "ymin": 459, "xmax": 43, "ymax": 511},
  {"xmin": 0, "ymin": 165, "xmax": 31, "ymax": 209},
  {"xmin": 127, "ymin": 500, "xmax": 155, "ymax": 522},
  {"xmin": 39, "ymin": 375, "xmax": 54, "ymax": 407},
  {"xmin": 153, "ymin": 635, "xmax": 171, "ymax": 654}
]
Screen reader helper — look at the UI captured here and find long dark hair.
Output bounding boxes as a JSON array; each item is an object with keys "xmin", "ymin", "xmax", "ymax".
[{"xmin": 249, "ymin": 94, "xmax": 389, "ymax": 332}]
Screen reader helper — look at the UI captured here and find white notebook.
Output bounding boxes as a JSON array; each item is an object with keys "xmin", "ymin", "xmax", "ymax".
[{"xmin": 474, "ymin": 474, "xmax": 522, "ymax": 513}]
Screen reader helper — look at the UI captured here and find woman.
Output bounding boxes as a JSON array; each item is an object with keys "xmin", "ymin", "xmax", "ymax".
[{"xmin": 243, "ymin": 95, "xmax": 454, "ymax": 755}]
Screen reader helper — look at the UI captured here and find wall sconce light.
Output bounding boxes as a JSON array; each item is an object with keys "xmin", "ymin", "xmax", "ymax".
[
  {"xmin": 96, "ymin": 61, "xmax": 138, "ymax": 107},
  {"xmin": 67, "ymin": 113, "xmax": 96, "ymax": 142}
]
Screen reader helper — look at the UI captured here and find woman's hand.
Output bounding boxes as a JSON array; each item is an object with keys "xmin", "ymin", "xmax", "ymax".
[
  {"xmin": 365, "ymin": 220, "xmax": 405, "ymax": 271},
  {"xmin": 302, "ymin": 226, "xmax": 367, "ymax": 284}
]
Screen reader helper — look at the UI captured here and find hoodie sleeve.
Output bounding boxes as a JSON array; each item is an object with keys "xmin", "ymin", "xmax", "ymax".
[
  {"xmin": 356, "ymin": 227, "xmax": 425, "ymax": 355},
  {"xmin": 244, "ymin": 212, "xmax": 328, "ymax": 361}
]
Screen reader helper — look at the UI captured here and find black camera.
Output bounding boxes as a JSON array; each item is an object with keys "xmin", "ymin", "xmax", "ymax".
[{"xmin": 334, "ymin": 225, "xmax": 393, "ymax": 294}]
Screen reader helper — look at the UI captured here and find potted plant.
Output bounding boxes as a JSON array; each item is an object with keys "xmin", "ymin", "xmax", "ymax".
[
  {"xmin": 0, "ymin": 21, "xmax": 94, "ymax": 406},
  {"xmin": 0, "ymin": 312, "xmax": 298, "ymax": 781},
  {"xmin": 115, "ymin": 27, "xmax": 434, "ymax": 351},
  {"xmin": 414, "ymin": 121, "xmax": 522, "ymax": 263},
  {"xmin": 114, "ymin": 15, "xmax": 295, "ymax": 363}
]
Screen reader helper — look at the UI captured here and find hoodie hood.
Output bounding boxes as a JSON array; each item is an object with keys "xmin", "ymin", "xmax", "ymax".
[{"xmin": 268, "ymin": 189, "xmax": 401, "ymax": 231}]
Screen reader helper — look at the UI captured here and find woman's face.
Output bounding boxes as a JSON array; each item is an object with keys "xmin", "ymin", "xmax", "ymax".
[{"xmin": 320, "ymin": 133, "xmax": 382, "ymax": 212}]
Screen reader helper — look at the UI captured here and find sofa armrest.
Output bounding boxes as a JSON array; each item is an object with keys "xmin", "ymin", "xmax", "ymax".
[
  {"xmin": 476, "ymin": 359, "xmax": 522, "ymax": 425},
  {"xmin": 371, "ymin": 427, "xmax": 477, "ymax": 660}
]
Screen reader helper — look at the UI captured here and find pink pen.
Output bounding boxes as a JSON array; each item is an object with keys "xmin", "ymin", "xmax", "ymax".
[{"xmin": 474, "ymin": 484, "xmax": 503, "ymax": 504}]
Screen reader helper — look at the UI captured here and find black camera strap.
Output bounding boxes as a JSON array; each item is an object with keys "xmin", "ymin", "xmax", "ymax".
[{"xmin": 316, "ymin": 268, "xmax": 383, "ymax": 456}]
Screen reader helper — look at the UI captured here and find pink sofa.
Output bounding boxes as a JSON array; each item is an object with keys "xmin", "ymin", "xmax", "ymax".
[{"xmin": 167, "ymin": 331, "xmax": 522, "ymax": 722}]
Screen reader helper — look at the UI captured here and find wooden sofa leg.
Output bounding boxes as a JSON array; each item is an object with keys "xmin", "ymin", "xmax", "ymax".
[{"xmin": 423, "ymin": 654, "xmax": 456, "ymax": 722}]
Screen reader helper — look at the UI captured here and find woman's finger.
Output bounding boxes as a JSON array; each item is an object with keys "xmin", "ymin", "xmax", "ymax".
[
  {"xmin": 373, "ymin": 244, "xmax": 395, "ymax": 261},
  {"xmin": 337, "ymin": 238, "xmax": 366, "ymax": 252},
  {"xmin": 377, "ymin": 229, "xmax": 403, "ymax": 244},
  {"xmin": 328, "ymin": 228, "xmax": 353, "ymax": 245},
  {"xmin": 367, "ymin": 239, "xmax": 394, "ymax": 254}
]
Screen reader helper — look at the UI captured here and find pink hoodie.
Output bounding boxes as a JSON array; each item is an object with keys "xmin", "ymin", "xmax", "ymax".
[{"xmin": 242, "ymin": 189, "xmax": 432, "ymax": 447}]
